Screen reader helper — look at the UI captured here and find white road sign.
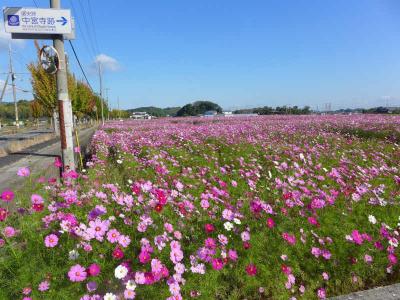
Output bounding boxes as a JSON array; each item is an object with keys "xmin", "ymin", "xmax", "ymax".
[{"xmin": 3, "ymin": 7, "xmax": 72, "ymax": 35}]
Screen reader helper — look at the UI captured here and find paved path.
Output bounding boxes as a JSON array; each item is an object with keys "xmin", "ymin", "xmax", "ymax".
[
  {"xmin": 330, "ymin": 284, "xmax": 400, "ymax": 299},
  {"xmin": 0, "ymin": 126, "xmax": 96, "ymax": 191}
]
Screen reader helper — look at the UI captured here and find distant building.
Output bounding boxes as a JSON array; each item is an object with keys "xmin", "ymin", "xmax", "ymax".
[
  {"xmin": 223, "ymin": 111, "xmax": 233, "ymax": 116},
  {"xmin": 130, "ymin": 112, "xmax": 152, "ymax": 120},
  {"xmin": 203, "ymin": 110, "xmax": 218, "ymax": 117}
]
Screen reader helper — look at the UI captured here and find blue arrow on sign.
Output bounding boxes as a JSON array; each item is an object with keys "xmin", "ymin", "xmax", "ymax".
[{"xmin": 56, "ymin": 16, "xmax": 67, "ymax": 26}]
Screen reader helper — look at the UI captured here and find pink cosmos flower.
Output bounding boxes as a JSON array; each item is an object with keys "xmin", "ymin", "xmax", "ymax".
[
  {"xmin": 317, "ymin": 288, "xmax": 326, "ymax": 299},
  {"xmin": 38, "ymin": 280, "xmax": 49, "ymax": 292},
  {"xmin": 22, "ymin": 287, "xmax": 32, "ymax": 295},
  {"xmin": 118, "ymin": 235, "xmax": 131, "ymax": 248},
  {"xmin": 87, "ymin": 218, "xmax": 109, "ymax": 241},
  {"xmin": 241, "ymin": 231, "xmax": 250, "ymax": 242},
  {"xmin": 164, "ymin": 223, "xmax": 174, "ymax": 233},
  {"xmin": 1, "ymin": 189, "xmax": 14, "ymax": 202},
  {"xmin": 54, "ymin": 157, "xmax": 63, "ymax": 168},
  {"xmin": 124, "ymin": 289, "xmax": 136, "ymax": 299},
  {"xmin": 17, "ymin": 167, "xmax": 30, "ymax": 177},
  {"xmin": 351, "ymin": 230, "xmax": 363, "ymax": 245},
  {"xmin": 31, "ymin": 194, "xmax": 44, "ymax": 212},
  {"xmin": 44, "ymin": 234, "xmax": 59, "ymax": 248},
  {"xmin": 68, "ymin": 264, "xmax": 87, "ymax": 282},
  {"xmin": 151, "ymin": 258, "xmax": 163, "ymax": 274},
  {"xmin": 282, "ymin": 232, "xmax": 296, "ymax": 245},
  {"xmin": 228, "ymin": 249, "xmax": 238, "ymax": 261},
  {"xmin": 311, "ymin": 247, "xmax": 321, "ymax": 257},
  {"xmin": 107, "ymin": 229, "xmax": 121, "ymax": 243},
  {"xmin": 322, "ymin": 272, "xmax": 329, "ymax": 280},
  {"xmin": 3, "ymin": 226, "xmax": 16, "ymax": 238},
  {"xmin": 364, "ymin": 254, "xmax": 373, "ymax": 264}
]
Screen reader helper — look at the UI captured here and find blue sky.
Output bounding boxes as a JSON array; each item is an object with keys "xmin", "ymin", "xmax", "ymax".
[{"xmin": 1, "ymin": 0, "xmax": 400, "ymax": 110}]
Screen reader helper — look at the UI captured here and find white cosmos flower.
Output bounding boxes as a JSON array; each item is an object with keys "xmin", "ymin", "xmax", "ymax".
[
  {"xmin": 68, "ymin": 249, "xmax": 79, "ymax": 260},
  {"xmin": 116, "ymin": 159, "xmax": 123, "ymax": 164},
  {"xmin": 126, "ymin": 280, "xmax": 137, "ymax": 291},
  {"xmin": 368, "ymin": 215, "xmax": 377, "ymax": 224},
  {"xmin": 233, "ymin": 218, "xmax": 241, "ymax": 225},
  {"xmin": 115, "ymin": 265, "xmax": 128, "ymax": 279},
  {"xmin": 224, "ymin": 222, "xmax": 234, "ymax": 231},
  {"xmin": 104, "ymin": 293, "xmax": 117, "ymax": 300}
]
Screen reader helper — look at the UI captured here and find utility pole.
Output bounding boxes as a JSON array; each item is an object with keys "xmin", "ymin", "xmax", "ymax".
[
  {"xmin": 117, "ymin": 96, "xmax": 120, "ymax": 119},
  {"xmin": 8, "ymin": 43, "xmax": 19, "ymax": 128},
  {"xmin": 98, "ymin": 62, "xmax": 104, "ymax": 125},
  {"xmin": 105, "ymin": 88, "xmax": 110, "ymax": 120},
  {"xmin": 51, "ymin": 0, "xmax": 75, "ymax": 171}
]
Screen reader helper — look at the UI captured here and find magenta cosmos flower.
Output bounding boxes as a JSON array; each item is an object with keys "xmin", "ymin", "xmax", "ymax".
[
  {"xmin": 68, "ymin": 264, "xmax": 87, "ymax": 282},
  {"xmin": 44, "ymin": 234, "xmax": 59, "ymax": 248},
  {"xmin": 87, "ymin": 263, "xmax": 101, "ymax": 277},
  {"xmin": 17, "ymin": 167, "xmax": 30, "ymax": 177},
  {"xmin": 1, "ymin": 189, "xmax": 14, "ymax": 202},
  {"xmin": 0, "ymin": 208, "xmax": 7, "ymax": 222},
  {"xmin": 245, "ymin": 264, "xmax": 257, "ymax": 276}
]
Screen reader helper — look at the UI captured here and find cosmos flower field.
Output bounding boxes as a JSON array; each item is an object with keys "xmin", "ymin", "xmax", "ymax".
[{"xmin": 1, "ymin": 115, "xmax": 400, "ymax": 300}]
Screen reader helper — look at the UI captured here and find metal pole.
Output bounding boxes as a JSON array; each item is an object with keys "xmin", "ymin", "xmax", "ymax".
[
  {"xmin": 51, "ymin": 0, "xmax": 75, "ymax": 171},
  {"xmin": 98, "ymin": 62, "xmax": 104, "ymax": 125},
  {"xmin": 105, "ymin": 88, "xmax": 110, "ymax": 120},
  {"xmin": 117, "ymin": 96, "xmax": 120, "ymax": 119},
  {"xmin": 8, "ymin": 43, "xmax": 19, "ymax": 128}
]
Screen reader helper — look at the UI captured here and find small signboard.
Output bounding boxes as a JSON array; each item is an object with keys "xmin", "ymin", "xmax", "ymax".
[{"xmin": 3, "ymin": 7, "xmax": 72, "ymax": 35}]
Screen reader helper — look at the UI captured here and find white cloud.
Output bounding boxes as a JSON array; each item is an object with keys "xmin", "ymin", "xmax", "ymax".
[
  {"xmin": 93, "ymin": 54, "xmax": 120, "ymax": 72},
  {"xmin": 0, "ymin": 23, "xmax": 25, "ymax": 52}
]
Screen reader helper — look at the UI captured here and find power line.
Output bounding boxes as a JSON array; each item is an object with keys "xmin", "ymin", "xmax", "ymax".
[
  {"xmin": 68, "ymin": 40, "xmax": 94, "ymax": 91},
  {"xmin": 77, "ymin": 0, "xmax": 98, "ymax": 56},
  {"xmin": 86, "ymin": 0, "xmax": 101, "ymax": 53},
  {"xmin": 68, "ymin": 0, "xmax": 96, "ymax": 60}
]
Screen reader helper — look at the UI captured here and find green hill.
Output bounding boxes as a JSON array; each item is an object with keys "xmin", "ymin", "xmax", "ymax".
[{"xmin": 126, "ymin": 106, "xmax": 181, "ymax": 117}]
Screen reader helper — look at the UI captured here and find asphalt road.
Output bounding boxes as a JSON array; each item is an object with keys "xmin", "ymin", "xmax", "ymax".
[{"xmin": 0, "ymin": 126, "xmax": 96, "ymax": 191}]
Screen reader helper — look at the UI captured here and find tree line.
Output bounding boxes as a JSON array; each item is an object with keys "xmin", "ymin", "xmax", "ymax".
[
  {"xmin": 234, "ymin": 105, "xmax": 311, "ymax": 115},
  {"xmin": 29, "ymin": 41, "xmax": 109, "ymax": 122}
]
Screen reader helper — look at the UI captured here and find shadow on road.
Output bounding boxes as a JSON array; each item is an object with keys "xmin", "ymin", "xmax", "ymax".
[{"xmin": 9, "ymin": 152, "xmax": 59, "ymax": 158}]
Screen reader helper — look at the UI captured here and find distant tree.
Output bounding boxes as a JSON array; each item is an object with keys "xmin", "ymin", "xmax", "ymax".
[{"xmin": 176, "ymin": 101, "xmax": 222, "ymax": 116}]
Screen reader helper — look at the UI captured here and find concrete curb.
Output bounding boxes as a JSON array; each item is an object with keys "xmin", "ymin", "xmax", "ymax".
[
  {"xmin": 0, "ymin": 132, "xmax": 55, "ymax": 158},
  {"xmin": 330, "ymin": 283, "xmax": 400, "ymax": 300}
]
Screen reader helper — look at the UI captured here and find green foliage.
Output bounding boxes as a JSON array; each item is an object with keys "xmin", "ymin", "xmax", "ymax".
[
  {"xmin": 0, "ymin": 100, "xmax": 32, "ymax": 122},
  {"xmin": 28, "ymin": 41, "xmax": 108, "ymax": 119}
]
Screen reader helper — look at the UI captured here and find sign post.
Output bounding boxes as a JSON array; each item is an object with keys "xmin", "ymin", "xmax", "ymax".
[
  {"xmin": 50, "ymin": 0, "xmax": 75, "ymax": 171},
  {"xmin": 3, "ymin": 2, "xmax": 75, "ymax": 171}
]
